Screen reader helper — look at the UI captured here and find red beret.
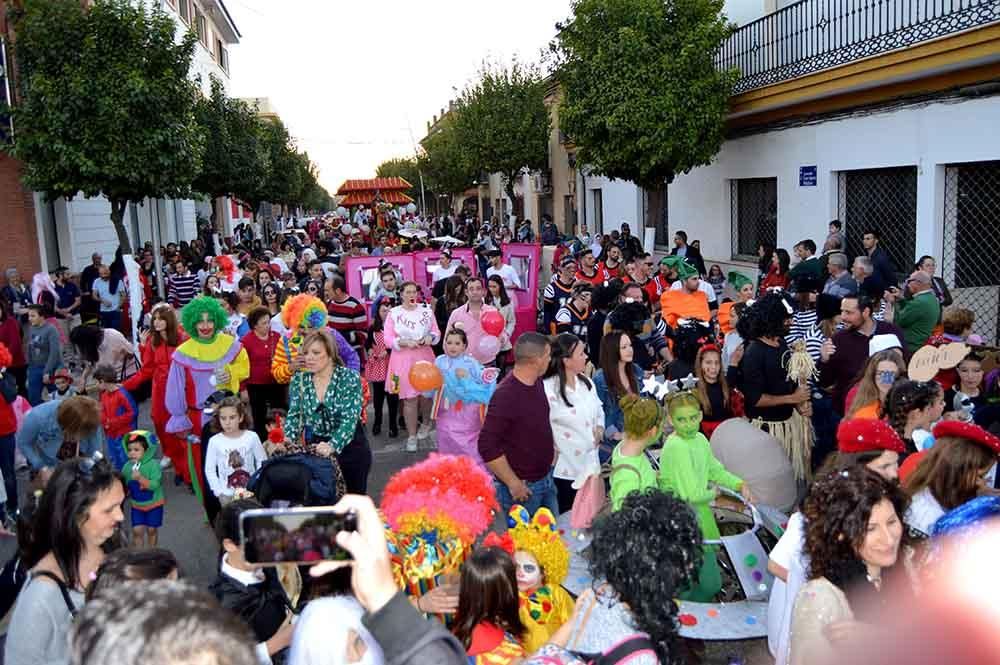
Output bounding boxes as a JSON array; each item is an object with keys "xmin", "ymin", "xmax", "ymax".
[
  {"xmin": 837, "ymin": 418, "xmax": 905, "ymax": 454},
  {"xmin": 932, "ymin": 420, "xmax": 1000, "ymax": 455}
]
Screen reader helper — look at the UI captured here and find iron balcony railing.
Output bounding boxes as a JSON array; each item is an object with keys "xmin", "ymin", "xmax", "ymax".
[{"xmin": 719, "ymin": 0, "xmax": 1000, "ymax": 94}]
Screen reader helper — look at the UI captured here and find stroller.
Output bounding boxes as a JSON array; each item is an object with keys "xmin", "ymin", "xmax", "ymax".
[{"xmin": 247, "ymin": 453, "xmax": 345, "ymax": 508}]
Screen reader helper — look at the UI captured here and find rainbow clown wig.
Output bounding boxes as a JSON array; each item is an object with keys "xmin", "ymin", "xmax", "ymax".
[
  {"xmin": 381, "ymin": 454, "xmax": 498, "ymax": 591},
  {"xmin": 180, "ymin": 296, "xmax": 228, "ymax": 340},
  {"xmin": 281, "ymin": 294, "xmax": 329, "ymax": 333},
  {"xmin": 508, "ymin": 506, "xmax": 570, "ymax": 586}
]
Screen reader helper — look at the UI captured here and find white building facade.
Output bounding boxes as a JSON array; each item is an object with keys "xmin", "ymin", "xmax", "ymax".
[{"xmin": 35, "ymin": 0, "xmax": 241, "ymax": 273}]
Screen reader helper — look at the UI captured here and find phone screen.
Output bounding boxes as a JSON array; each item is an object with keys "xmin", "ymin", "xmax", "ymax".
[{"xmin": 240, "ymin": 507, "xmax": 357, "ymax": 566}]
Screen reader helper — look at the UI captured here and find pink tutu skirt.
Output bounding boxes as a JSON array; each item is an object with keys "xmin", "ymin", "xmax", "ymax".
[{"xmin": 387, "ymin": 346, "xmax": 436, "ymax": 399}]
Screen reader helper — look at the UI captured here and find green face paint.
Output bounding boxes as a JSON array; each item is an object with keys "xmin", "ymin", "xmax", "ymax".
[{"xmin": 669, "ymin": 403, "xmax": 703, "ymax": 439}]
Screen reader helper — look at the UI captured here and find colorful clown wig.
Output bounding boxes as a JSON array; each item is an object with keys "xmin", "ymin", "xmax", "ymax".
[
  {"xmin": 507, "ymin": 506, "xmax": 570, "ymax": 586},
  {"xmin": 215, "ymin": 255, "xmax": 237, "ymax": 282},
  {"xmin": 381, "ymin": 453, "xmax": 498, "ymax": 545},
  {"xmin": 280, "ymin": 294, "xmax": 329, "ymax": 333},
  {"xmin": 180, "ymin": 296, "xmax": 228, "ymax": 341}
]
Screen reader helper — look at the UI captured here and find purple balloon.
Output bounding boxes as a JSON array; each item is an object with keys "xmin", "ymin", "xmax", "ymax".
[{"xmin": 478, "ymin": 335, "xmax": 501, "ymax": 358}]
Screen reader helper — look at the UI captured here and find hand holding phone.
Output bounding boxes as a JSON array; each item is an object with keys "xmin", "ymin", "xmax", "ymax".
[{"xmin": 308, "ymin": 494, "xmax": 400, "ymax": 616}]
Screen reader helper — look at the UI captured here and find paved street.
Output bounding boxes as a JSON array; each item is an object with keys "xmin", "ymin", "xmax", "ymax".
[{"xmin": 0, "ymin": 397, "xmax": 771, "ymax": 664}]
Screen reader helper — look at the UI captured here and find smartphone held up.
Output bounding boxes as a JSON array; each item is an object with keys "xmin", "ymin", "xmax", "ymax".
[{"xmin": 240, "ymin": 507, "xmax": 358, "ymax": 566}]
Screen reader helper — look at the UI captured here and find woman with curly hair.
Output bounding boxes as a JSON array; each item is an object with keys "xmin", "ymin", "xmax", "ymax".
[
  {"xmin": 164, "ymin": 296, "xmax": 249, "ymax": 508},
  {"xmin": 524, "ymin": 490, "xmax": 702, "ymax": 665},
  {"xmin": 789, "ymin": 467, "xmax": 910, "ymax": 665},
  {"xmin": 737, "ymin": 292, "xmax": 813, "ymax": 480}
]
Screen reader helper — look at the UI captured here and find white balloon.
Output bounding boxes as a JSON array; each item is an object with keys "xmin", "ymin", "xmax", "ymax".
[
  {"xmin": 336, "ymin": 206, "xmax": 347, "ymax": 218},
  {"xmin": 406, "ymin": 203, "xmax": 417, "ymax": 214},
  {"xmin": 340, "ymin": 223, "xmax": 353, "ymax": 235},
  {"xmin": 360, "ymin": 224, "xmax": 371, "ymax": 234}
]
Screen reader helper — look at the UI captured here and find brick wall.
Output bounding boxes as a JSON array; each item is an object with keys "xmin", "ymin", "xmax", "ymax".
[{"xmin": 0, "ymin": 153, "xmax": 40, "ymax": 279}]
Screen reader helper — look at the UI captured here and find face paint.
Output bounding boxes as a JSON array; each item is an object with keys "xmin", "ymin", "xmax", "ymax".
[
  {"xmin": 669, "ymin": 403, "xmax": 703, "ymax": 439},
  {"xmin": 514, "ymin": 550, "xmax": 542, "ymax": 592}
]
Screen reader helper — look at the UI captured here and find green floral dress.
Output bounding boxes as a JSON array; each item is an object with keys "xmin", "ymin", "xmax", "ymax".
[{"xmin": 285, "ymin": 366, "xmax": 363, "ymax": 454}]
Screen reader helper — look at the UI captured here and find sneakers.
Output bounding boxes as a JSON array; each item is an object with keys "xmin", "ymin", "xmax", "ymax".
[
  {"xmin": 417, "ymin": 423, "xmax": 432, "ymax": 441},
  {"xmin": 160, "ymin": 457, "xmax": 172, "ymax": 470},
  {"xmin": 405, "ymin": 436, "xmax": 418, "ymax": 452}
]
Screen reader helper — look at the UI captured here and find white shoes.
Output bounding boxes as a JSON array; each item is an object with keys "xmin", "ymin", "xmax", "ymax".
[
  {"xmin": 405, "ymin": 436, "xmax": 419, "ymax": 452},
  {"xmin": 417, "ymin": 424, "xmax": 432, "ymax": 441},
  {"xmin": 159, "ymin": 457, "xmax": 172, "ymax": 470}
]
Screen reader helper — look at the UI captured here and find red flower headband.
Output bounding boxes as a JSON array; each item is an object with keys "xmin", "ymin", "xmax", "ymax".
[
  {"xmin": 482, "ymin": 531, "xmax": 515, "ymax": 555},
  {"xmin": 699, "ymin": 343, "xmax": 721, "ymax": 355}
]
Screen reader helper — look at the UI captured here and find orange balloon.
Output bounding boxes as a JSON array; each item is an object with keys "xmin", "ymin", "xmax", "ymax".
[{"xmin": 409, "ymin": 360, "xmax": 443, "ymax": 392}]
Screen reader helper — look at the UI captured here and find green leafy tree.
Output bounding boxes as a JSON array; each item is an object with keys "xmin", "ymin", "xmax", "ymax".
[
  {"xmin": 241, "ymin": 117, "xmax": 298, "ymax": 219},
  {"xmin": 193, "ymin": 76, "xmax": 267, "ymax": 233},
  {"xmin": 552, "ymin": 0, "xmax": 736, "ymax": 188},
  {"xmin": 375, "ymin": 157, "xmax": 427, "ymax": 203},
  {"xmin": 8, "ymin": 0, "xmax": 205, "ymax": 254},
  {"xmin": 452, "ymin": 61, "xmax": 550, "ymax": 204},
  {"xmin": 419, "ymin": 118, "xmax": 474, "ymax": 201}
]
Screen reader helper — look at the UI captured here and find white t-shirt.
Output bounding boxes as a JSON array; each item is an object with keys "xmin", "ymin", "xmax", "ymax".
[
  {"xmin": 487, "ymin": 264, "xmax": 523, "ymax": 290},
  {"xmin": 905, "ymin": 487, "xmax": 945, "ymax": 537},
  {"xmin": 767, "ymin": 511, "xmax": 808, "ymax": 665},
  {"xmin": 543, "ymin": 375, "xmax": 604, "ymax": 483},
  {"xmin": 670, "ymin": 278, "xmax": 718, "ymax": 303},
  {"xmin": 432, "ymin": 262, "xmax": 458, "ymax": 283},
  {"xmin": 205, "ymin": 430, "xmax": 267, "ymax": 499}
]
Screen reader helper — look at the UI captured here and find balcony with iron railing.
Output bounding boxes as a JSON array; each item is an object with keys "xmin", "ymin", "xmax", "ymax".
[{"xmin": 718, "ymin": 0, "xmax": 1000, "ymax": 95}]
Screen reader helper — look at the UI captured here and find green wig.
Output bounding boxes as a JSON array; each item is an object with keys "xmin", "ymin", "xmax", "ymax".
[{"xmin": 181, "ymin": 296, "xmax": 228, "ymax": 341}]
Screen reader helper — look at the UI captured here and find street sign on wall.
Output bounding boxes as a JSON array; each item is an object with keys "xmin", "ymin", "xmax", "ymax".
[{"xmin": 799, "ymin": 165, "xmax": 817, "ymax": 187}]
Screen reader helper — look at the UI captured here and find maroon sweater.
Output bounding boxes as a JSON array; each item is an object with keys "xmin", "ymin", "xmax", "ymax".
[
  {"xmin": 241, "ymin": 330, "xmax": 280, "ymax": 385},
  {"xmin": 478, "ymin": 374, "xmax": 554, "ymax": 482}
]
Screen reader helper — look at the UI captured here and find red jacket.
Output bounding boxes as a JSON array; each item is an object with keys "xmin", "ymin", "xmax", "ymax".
[
  {"xmin": 759, "ymin": 266, "xmax": 789, "ymax": 295},
  {"xmin": 101, "ymin": 388, "xmax": 137, "ymax": 439},
  {"xmin": 0, "ymin": 318, "xmax": 25, "ymax": 368},
  {"xmin": 123, "ymin": 338, "xmax": 181, "ymax": 421},
  {"xmin": 241, "ymin": 329, "xmax": 280, "ymax": 385}
]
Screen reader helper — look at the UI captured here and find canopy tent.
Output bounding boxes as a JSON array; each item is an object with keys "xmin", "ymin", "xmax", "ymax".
[{"xmin": 336, "ymin": 177, "xmax": 415, "ymax": 207}]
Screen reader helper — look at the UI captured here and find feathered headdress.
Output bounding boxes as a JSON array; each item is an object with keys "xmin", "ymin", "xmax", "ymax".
[
  {"xmin": 507, "ymin": 506, "xmax": 569, "ymax": 586},
  {"xmin": 280, "ymin": 294, "xmax": 328, "ymax": 333}
]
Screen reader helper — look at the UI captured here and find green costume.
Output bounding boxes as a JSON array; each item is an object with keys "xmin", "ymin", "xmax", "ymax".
[
  {"xmin": 609, "ymin": 443, "xmax": 658, "ymax": 511},
  {"xmin": 120, "ymin": 430, "xmax": 164, "ymax": 511},
  {"xmin": 658, "ymin": 405, "xmax": 743, "ymax": 602}
]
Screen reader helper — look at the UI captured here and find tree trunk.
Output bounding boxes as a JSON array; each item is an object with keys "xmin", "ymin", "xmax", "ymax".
[
  {"xmin": 504, "ymin": 174, "xmax": 518, "ymax": 225},
  {"xmin": 210, "ymin": 196, "xmax": 223, "ymax": 236},
  {"xmin": 109, "ymin": 198, "xmax": 132, "ymax": 255}
]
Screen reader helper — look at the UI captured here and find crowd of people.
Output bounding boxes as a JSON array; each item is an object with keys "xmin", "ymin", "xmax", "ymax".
[{"xmin": 0, "ymin": 209, "xmax": 996, "ymax": 665}]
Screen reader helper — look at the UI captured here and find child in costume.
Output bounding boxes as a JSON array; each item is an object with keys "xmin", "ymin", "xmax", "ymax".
[
  {"xmin": 657, "ymin": 388, "xmax": 750, "ymax": 602},
  {"xmin": 432, "ymin": 328, "xmax": 498, "ymax": 466},
  {"xmin": 47, "ymin": 368, "xmax": 77, "ymax": 403},
  {"xmin": 122, "ymin": 430, "xmax": 164, "ymax": 548},
  {"xmin": 507, "ymin": 505, "xmax": 574, "ymax": 654},
  {"xmin": 96, "ymin": 363, "xmax": 138, "ymax": 472},
  {"xmin": 214, "ymin": 255, "xmax": 242, "ymax": 293},
  {"xmin": 609, "ymin": 395, "xmax": 664, "ymax": 511},
  {"xmin": 165, "ymin": 296, "xmax": 250, "ymax": 514},
  {"xmin": 271, "ymin": 294, "xmax": 360, "ymax": 384},
  {"xmin": 452, "ymin": 535, "xmax": 527, "ymax": 664},
  {"xmin": 381, "ymin": 454, "xmax": 498, "ymax": 626}
]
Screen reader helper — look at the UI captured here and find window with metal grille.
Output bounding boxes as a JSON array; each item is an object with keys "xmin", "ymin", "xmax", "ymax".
[
  {"xmin": 838, "ymin": 166, "xmax": 916, "ymax": 284},
  {"xmin": 730, "ymin": 178, "xmax": 777, "ymax": 261},
  {"xmin": 942, "ymin": 161, "xmax": 1000, "ymax": 344},
  {"xmin": 178, "ymin": 0, "xmax": 190, "ymax": 24}
]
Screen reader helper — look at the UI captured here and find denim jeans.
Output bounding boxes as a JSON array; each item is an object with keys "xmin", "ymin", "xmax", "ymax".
[
  {"xmin": 0, "ymin": 434, "xmax": 17, "ymax": 514},
  {"xmin": 495, "ymin": 470, "xmax": 559, "ymax": 518},
  {"xmin": 27, "ymin": 365, "xmax": 54, "ymax": 406},
  {"xmin": 100, "ymin": 310, "xmax": 122, "ymax": 331}
]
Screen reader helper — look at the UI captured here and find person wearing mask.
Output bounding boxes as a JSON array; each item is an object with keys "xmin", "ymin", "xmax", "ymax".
[
  {"xmin": 885, "ymin": 271, "xmax": 941, "ymax": 354},
  {"xmin": 820, "ymin": 293, "xmax": 905, "ymax": 415},
  {"xmin": 822, "ymin": 253, "xmax": 857, "ymax": 299},
  {"xmin": 862, "ymin": 228, "xmax": 897, "ymax": 290},
  {"xmin": 478, "ymin": 333, "xmax": 557, "ymax": 516}
]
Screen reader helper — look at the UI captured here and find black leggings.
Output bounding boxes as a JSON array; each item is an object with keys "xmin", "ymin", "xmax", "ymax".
[
  {"xmin": 247, "ymin": 383, "xmax": 288, "ymax": 441},
  {"xmin": 555, "ymin": 477, "xmax": 577, "ymax": 514},
  {"xmin": 370, "ymin": 380, "xmax": 399, "ymax": 429},
  {"xmin": 337, "ymin": 424, "xmax": 373, "ymax": 495}
]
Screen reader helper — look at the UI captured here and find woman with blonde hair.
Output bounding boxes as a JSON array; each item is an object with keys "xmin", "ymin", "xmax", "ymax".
[{"xmin": 845, "ymin": 348, "xmax": 907, "ymax": 420}]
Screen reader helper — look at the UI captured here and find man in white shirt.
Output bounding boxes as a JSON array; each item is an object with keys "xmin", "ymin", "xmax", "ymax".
[{"xmin": 485, "ymin": 249, "xmax": 522, "ymax": 291}]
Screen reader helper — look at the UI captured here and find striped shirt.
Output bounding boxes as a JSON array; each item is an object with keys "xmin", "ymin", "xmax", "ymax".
[
  {"xmin": 786, "ymin": 309, "xmax": 818, "ymax": 345},
  {"xmin": 327, "ymin": 296, "xmax": 368, "ymax": 348},
  {"xmin": 167, "ymin": 273, "xmax": 199, "ymax": 308}
]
